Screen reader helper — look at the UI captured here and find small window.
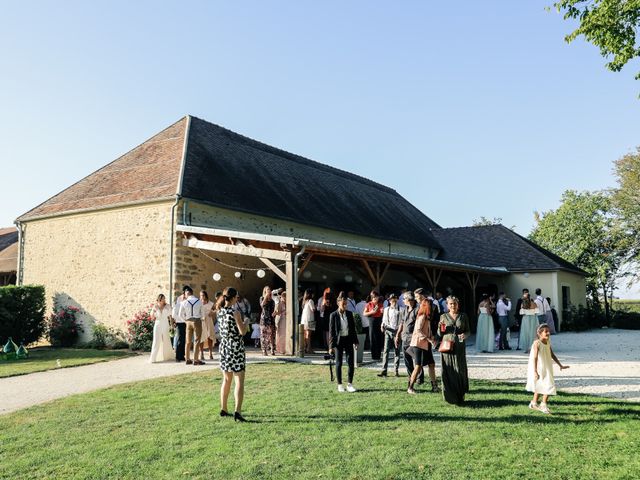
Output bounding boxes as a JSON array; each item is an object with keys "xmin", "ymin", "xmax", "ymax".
[{"xmin": 562, "ymin": 286, "xmax": 571, "ymax": 310}]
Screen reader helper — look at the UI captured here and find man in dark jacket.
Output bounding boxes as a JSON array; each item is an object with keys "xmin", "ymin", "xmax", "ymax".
[
  {"xmin": 394, "ymin": 291, "xmax": 423, "ymax": 385},
  {"xmin": 329, "ymin": 292, "xmax": 359, "ymax": 393}
]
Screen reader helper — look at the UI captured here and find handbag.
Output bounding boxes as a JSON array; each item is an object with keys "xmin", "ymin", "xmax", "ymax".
[{"xmin": 438, "ymin": 315, "xmax": 456, "ymax": 353}]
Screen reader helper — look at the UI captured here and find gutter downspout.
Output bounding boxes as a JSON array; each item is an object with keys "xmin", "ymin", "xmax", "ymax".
[
  {"xmin": 14, "ymin": 220, "xmax": 24, "ymax": 285},
  {"xmin": 169, "ymin": 195, "xmax": 181, "ymax": 302},
  {"xmin": 171, "ymin": 115, "xmax": 191, "ymax": 304},
  {"xmin": 293, "ymin": 246, "xmax": 305, "ymax": 357}
]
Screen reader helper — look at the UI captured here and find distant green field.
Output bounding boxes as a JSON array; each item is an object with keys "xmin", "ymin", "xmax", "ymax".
[{"xmin": 613, "ymin": 299, "xmax": 640, "ymax": 313}]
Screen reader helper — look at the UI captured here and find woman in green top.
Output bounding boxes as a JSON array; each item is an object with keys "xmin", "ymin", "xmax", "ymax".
[{"xmin": 437, "ymin": 296, "xmax": 471, "ymax": 405}]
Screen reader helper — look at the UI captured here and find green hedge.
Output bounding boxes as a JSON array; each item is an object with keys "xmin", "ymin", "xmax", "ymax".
[
  {"xmin": 611, "ymin": 309, "xmax": 640, "ymax": 330},
  {"xmin": 0, "ymin": 285, "xmax": 46, "ymax": 346}
]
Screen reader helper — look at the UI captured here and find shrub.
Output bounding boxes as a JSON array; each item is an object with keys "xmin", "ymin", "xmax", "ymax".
[
  {"xmin": 48, "ymin": 303, "xmax": 84, "ymax": 347},
  {"xmin": 611, "ymin": 309, "xmax": 640, "ymax": 330},
  {"xmin": 91, "ymin": 323, "xmax": 128, "ymax": 349},
  {"xmin": 0, "ymin": 285, "xmax": 46, "ymax": 346},
  {"xmin": 562, "ymin": 305, "xmax": 602, "ymax": 332},
  {"xmin": 127, "ymin": 306, "xmax": 155, "ymax": 351}
]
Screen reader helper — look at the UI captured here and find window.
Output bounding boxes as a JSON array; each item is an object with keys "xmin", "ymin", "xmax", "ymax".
[{"xmin": 562, "ymin": 286, "xmax": 571, "ymax": 311}]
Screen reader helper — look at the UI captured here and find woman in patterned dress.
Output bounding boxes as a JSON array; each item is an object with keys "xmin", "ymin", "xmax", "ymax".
[
  {"xmin": 259, "ymin": 286, "xmax": 276, "ymax": 355},
  {"xmin": 217, "ymin": 287, "xmax": 248, "ymax": 422}
]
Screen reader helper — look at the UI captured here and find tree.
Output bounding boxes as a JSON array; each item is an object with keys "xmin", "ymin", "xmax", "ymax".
[
  {"xmin": 612, "ymin": 147, "xmax": 640, "ymax": 268},
  {"xmin": 472, "ymin": 216, "xmax": 502, "ymax": 226},
  {"xmin": 553, "ymin": 0, "xmax": 640, "ymax": 84},
  {"xmin": 530, "ymin": 190, "xmax": 629, "ymax": 324}
]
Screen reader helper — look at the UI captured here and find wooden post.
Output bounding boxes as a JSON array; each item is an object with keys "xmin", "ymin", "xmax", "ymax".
[{"xmin": 285, "ymin": 259, "xmax": 295, "ymax": 355}]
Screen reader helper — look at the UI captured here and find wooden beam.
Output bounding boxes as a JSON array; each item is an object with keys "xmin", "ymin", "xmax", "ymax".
[
  {"xmin": 259, "ymin": 257, "xmax": 287, "ymax": 282},
  {"xmin": 182, "ymin": 236, "xmax": 292, "ymax": 261},
  {"xmin": 297, "ymin": 253, "xmax": 314, "ymax": 275},
  {"xmin": 361, "ymin": 260, "xmax": 377, "ymax": 285},
  {"xmin": 378, "ymin": 262, "xmax": 391, "ymax": 285},
  {"xmin": 424, "ymin": 267, "xmax": 434, "ymax": 290}
]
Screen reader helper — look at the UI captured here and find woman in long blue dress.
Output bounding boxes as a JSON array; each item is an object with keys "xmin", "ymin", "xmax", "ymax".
[
  {"xmin": 519, "ymin": 293, "xmax": 539, "ymax": 354},
  {"xmin": 475, "ymin": 294, "xmax": 494, "ymax": 353}
]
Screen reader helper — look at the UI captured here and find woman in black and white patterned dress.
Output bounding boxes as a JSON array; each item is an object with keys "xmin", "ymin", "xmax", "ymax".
[{"xmin": 217, "ymin": 287, "xmax": 248, "ymax": 422}]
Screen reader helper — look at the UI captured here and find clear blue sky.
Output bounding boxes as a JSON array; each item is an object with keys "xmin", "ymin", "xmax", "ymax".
[{"xmin": 1, "ymin": 1, "xmax": 638, "ymax": 294}]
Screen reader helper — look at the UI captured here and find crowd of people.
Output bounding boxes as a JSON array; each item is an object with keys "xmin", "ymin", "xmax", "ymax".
[{"xmin": 147, "ymin": 283, "xmax": 568, "ymax": 419}]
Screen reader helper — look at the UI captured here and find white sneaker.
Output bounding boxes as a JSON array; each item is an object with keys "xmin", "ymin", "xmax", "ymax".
[
  {"xmin": 337, "ymin": 384, "xmax": 345, "ymax": 393},
  {"xmin": 539, "ymin": 403, "xmax": 551, "ymax": 414},
  {"xmin": 528, "ymin": 401, "xmax": 539, "ymax": 410},
  {"xmin": 346, "ymin": 383, "xmax": 356, "ymax": 393}
]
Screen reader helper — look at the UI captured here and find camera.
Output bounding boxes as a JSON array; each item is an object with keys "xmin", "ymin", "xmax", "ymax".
[{"xmin": 323, "ymin": 354, "xmax": 335, "ymax": 360}]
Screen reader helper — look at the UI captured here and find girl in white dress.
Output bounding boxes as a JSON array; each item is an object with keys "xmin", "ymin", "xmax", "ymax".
[
  {"xmin": 199, "ymin": 291, "xmax": 216, "ymax": 360},
  {"xmin": 526, "ymin": 324, "xmax": 569, "ymax": 414},
  {"xmin": 300, "ymin": 289, "xmax": 316, "ymax": 354},
  {"xmin": 150, "ymin": 294, "xmax": 174, "ymax": 363}
]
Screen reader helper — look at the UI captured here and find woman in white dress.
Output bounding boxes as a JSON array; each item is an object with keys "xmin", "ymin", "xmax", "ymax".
[
  {"xmin": 526, "ymin": 324, "xmax": 569, "ymax": 414},
  {"xmin": 199, "ymin": 290, "xmax": 216, "ymax": 360},
  {"xmin": 300, "ymin": 289, "xmax": 316, "ymax": 354},
  {"xmin": 475, "ymin": 294, "xmax": 495, "ymax": 353},
  {"xmin": 274, "ymin": 291, "xmax": 287, "ymax": 354},
  {"xmin": 150, "ymin": 294, "xmax": 174, "ymax": 363},
  {"xmin": 519, "ymin": 293, "xmax": 539, "ymax": 354}
]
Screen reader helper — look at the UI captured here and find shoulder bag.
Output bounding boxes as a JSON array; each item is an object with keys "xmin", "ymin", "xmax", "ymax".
[{"xmin": 438, "ymin": 314, "xmax": 456, "ymax": 353}]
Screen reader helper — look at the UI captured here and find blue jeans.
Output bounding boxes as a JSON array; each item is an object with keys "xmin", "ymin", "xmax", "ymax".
[
  {"xmin": 537, "ymin": 315, "xmax": 547, "ymax": 325},
  {"xmin": 498, "ymin": 316, "xmax": 510, "ymax": 349}
]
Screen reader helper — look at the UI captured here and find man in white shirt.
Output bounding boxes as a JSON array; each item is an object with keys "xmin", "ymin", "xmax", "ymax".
[
  {"xmin": 172, "ymin": 285, "xmax": 190, "ymax": 362},
  {"xmin": 346, "ymin": 291, "xmax": 358, "ymax": 313},
  {"xmin": 355, "ymin": 296, "xmax": 369, "ymax": 349},
  {"xmin": 496, "ymin": 292, "xmax": 512, "ymax": 350},
  {"xmin": 378, "ymin": 294, "xmax": 401, "ymax": 377},
  {"xmin": 534, "ymin": 288, "xmax": 550, "ymax": 325},
  {"xmin": 178, "ymin": 287, "xmax": 204, "ymax": 365}
]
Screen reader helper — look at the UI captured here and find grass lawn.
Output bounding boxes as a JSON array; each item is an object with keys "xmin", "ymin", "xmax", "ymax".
[
  {"xmin": 0, "ymin": 347, "xmax": 133, "ymax": 378},
  {"xmin": 1, "ymin": 363, "xmax": 639, "ymax": 479}
]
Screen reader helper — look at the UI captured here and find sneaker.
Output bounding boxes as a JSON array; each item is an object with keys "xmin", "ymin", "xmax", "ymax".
[
  {"xmin": 539, "ymin": 403, "xmax": 551, "ymax": 414},
  {"xmin": 346, "ymin": 383, "xmax": 356, "ymax": 393},
  {"xmin": 337, "ymin": 384, "xmax": 345, "ymax": 393},
  {"xmin": 407, "ymin": 387, "xmax": 416, "ymax": 394},
  {"xmin": 528, "ymin": 401, "xmax": 539, "ymax": 410}
]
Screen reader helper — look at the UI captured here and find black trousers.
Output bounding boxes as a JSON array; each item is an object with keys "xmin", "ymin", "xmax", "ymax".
[
  {"xmin": 369, "ymin": 317, "xmax": 383, "ymax": 360},
  {"xmin": 335, "ymin": 342, "xmax": 355, "ymax": 385},
  {"xmin": 403, "ymin": 340, "xmax": 424, "ymax": 383},
  {"xmin": 175, "ymin": 323, "xmax": 186, "ymax": 361}
]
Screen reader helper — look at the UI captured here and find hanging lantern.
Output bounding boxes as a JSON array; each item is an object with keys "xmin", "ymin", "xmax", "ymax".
[
  {"xmin": 302, "ymin": 271, "xmax": 312, "ymax": 279},
  {"xmin": 322, "ymin": 275, "xmax": 327, "ymax": 280},
  {"xmin": 401, "ymin": 280, "xmax": 409, "ymax": 288},
  {"xmin": 234, "ymin": 271, "xmax": 242, "ymax": 279},
  {"xmin": 257, "ymin": 269, "xmax": 266, "ymax": 279},
  {"xmin": 344, "ymin": 274, "xmax": 353, "ymax": 283},
  {"xmin": 212, "ymin": 273, "xmax": 222, "ymax": 281}
]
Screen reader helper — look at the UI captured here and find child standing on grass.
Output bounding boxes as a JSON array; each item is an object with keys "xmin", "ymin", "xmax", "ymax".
[
  {"xmin": 526, "ymin": 324, "xmax": 569, "ymax": 414},
  {"xmin": 251, "ymin": 320, "xmax": 261, "ymax": 348}
]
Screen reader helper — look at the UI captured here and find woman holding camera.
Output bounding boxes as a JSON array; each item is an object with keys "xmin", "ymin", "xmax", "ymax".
[{"xmin": 329, "ymin": 292, "xmax": 359, "ymax": 393}]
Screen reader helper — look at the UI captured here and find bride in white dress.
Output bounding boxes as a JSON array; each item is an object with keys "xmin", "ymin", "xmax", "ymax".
[{"xmin": 150, "ymin": 294, "xmax": 174, "ymax": 363}]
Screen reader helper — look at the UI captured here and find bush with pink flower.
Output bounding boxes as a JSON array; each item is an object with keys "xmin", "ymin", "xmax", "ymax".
[
  {"xmin": 127, "ymin": 306, "xmax": 155, "ymax": 351},
  {"xmin": 48, "ymin": 303, "xmax": 84, "ymax": 347}
]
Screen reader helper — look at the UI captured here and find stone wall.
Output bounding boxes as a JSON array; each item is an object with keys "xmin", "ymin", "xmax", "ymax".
[{"xmin": 22, "ymin": 201, "xmax": 174, "ymax": 339}]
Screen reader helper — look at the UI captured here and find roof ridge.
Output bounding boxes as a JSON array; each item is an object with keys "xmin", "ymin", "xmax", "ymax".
[
  {"xmin": 17, "ymin": 117, "xmax": 187, "ymax": 221},
  {"xmin": 188, "ymin": 116, "xmax": 398, "ymax": 194}
]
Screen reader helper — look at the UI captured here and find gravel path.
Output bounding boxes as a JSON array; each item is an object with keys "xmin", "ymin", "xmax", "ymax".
[{"xmin": 2, "ymin": 329, "xmax": 638, "ymax": 415}]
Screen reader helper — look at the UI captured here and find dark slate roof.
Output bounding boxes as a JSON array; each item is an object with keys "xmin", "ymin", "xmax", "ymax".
[
  {"xmin": 0, "ymin": 228, "xmax": 18, "ymax": 252},
  {"xmin": 431, "ymin": 225, "xmax": 587, "ymax": 275},
  {"xmin": 18, "ymin": 118, "xmax": 187, "ymax": 220},
  {"xmin": 180, "ymin": 116, "xmax": 442, "ymax": 249}
]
